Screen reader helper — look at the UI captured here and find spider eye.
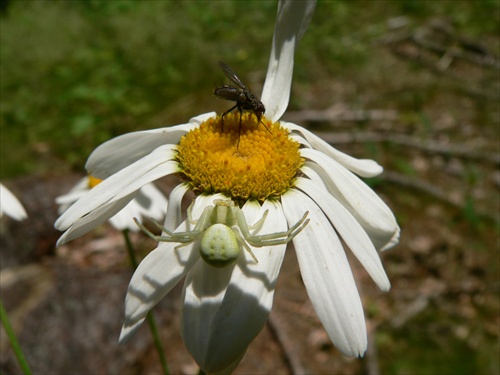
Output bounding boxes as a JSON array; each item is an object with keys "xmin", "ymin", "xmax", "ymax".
[{"xmin": 200, "ymin": 223, "xmax": 240, "ymax": 268}]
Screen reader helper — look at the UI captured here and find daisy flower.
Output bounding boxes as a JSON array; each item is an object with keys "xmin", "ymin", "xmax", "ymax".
[
  {"xmin": 56, "ymin": 175, "xmax": 168, "ymax": 243},
  {"xmin": 0, "ymin": 183, "xmax": 27, "ymax": 221},
  {"xmin": 55, "ymin": 0, "xmax": 399, "ymax": 372}
]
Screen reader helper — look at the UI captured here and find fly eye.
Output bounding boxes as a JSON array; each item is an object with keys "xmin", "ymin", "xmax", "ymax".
[{"xmin": 199, "ymin": 223, "xmax": 240, "ymax": 268}]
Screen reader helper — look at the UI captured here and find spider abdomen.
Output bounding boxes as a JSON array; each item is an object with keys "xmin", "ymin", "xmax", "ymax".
[{"xmin": 200, "ymin": 223, "xmax": 240, "ymax": 268}]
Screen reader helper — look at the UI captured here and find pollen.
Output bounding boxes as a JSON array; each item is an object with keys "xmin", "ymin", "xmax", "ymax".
[{"xmin": 176, "ymin": 113, "xmax": 303, "ymax": 203}]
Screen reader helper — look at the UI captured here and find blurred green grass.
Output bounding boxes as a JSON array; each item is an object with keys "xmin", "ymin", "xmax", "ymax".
[{"xmin": 1, "ymin": 0, "xmax": 498, "ymax": 177}]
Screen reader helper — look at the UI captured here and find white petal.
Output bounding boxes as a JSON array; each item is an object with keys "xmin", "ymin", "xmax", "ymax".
[
  {"xmin": 289, "ymin": 132, "xmax": 312, "ymax": 148},
  {"xmin": 261, "ymin": 0, "xmax": 316, "ymax": 121},
  {"xmin": 189, "ymin": 112, "xmax": 216, "ymax": 125},
  {"xmin": 88, "ymin": 112, "xmax": 215, "ymax": 179},
  {"xmin": 55, "ymin": 189, "xmax": 87, "ymax": 206},
  {"xmin": 133, "ymin": 183, "xmax": 169, "ymax": 222},
  {"xmin": 213, "ymin": 352, "xmax": 246, "ymax": 375},
  {"xmin": 86, "ymin": 125, "xmax": 190, "ymax": 179},
  {"xmin": 0, "ymin": 183, "xmax": 27, "ymax": 221},
  {"xmin": 120, "ymin": 193, "xmax": 229, "ymax": 342},
  {"xmin": 282, "ymin": 189, "xmax": 367, "ymax": 357},
  {"xmin": 109, "ymin": 207, "xmax": 139, "ymax": 231},
  {"xmin": 56, "ymin": 193, "xmax": 136, "ymax": 246},
  {"xmin": 296, "ymin": 177, "xmax": 390, "ymax": 291},
  {"xmin": 57, "ymin": 190, "xmax": 88, "ymax": 215},
  {"xmin": 181, "ymin": 200, "xmax": 287, "ymax": 373},
  {"xmin": 55, "ymin": 145, "xmax": 178, "ymax": 231},
  {"xmin": 119, "ymin": 241, "xmax": 200, "ymax": 343},
  {"xmin": 300, "ymin": 162, "xmax": 328, "ymax": 190},
  {"xmin": 55, "ymin": 177, "xmax": 90, "ymax": 214},
  {"xmin": 119, "ymin": 317, "xmax": 146, "ymax": 343},
  {"xmin": 163, "ymin": 183, "xmax": 190, "ymax": 231},
  {"xmin": 301, "ymin": 148, "xmax": 400, "ymax": 251},
  {"xmin": 240, "ymin": 198, "xmax": 262, "ymax": 224},
  {"xmin": 189, "ymin": 193, "xmax": 230, "ymax": 221},
  {"xmin": 284, "ymin": 121, "xmax": 383, "ymax": 177},
  {"xmin": 180, "ymin": 261, "xmax": 234, "ymax": 370},
  {"xmin": 107, "ymin": 184, "xmax": 168, "ymax": 231}
]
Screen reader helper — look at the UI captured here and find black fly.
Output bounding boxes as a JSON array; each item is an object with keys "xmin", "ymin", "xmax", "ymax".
[{"xmin": 214, "ymin": 61, "xmax": 269, "ymax": 145}]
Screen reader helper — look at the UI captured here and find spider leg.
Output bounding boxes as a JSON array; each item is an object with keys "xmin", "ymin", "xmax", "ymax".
[
  {"xmin": 174, "ymin": 241, "xmax": 195, "ymax": 251},
  {"xmin": 135, "ymin": 218, "xmax": 201, "ymax": 243},
  {"xmin": 186, "ymin": 204, "xmax": 196, "ymax": 226},
  {"xmin": 234, "ymin": 208, "xmax": 262, "ymax": 240},
  {"xmin": 247, "ymin": 209, "xmax": 269, "ymax": 233},
  {"xmin": 170, "ymin": 205, "xmax": 217, "ymax": 249},
  {"xmin": 284, "ymin": 211, "xmax": 310, "ymax": 236},
  {"xmin": 233, "ymin": 231, "xmax": 258, "ymax": 263},
  {"xmin": 244, "ymin": 211, "xmax": 310, "ymax": 247},
  {"xmin": 135, "ymin": 206, "xmax": 216, "ymax": 244}
]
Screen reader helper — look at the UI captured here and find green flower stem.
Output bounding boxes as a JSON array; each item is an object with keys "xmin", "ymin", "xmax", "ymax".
[
  {"xmin": 123, "ymin": 229, "xmax": 170, "ymax": 375},
  {"xmin": 0, "ymin": 299, "xmax": 32, "ymax": 375}
]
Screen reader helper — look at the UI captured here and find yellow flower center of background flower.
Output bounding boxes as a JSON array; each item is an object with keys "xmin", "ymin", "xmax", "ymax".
[
  {"xmin": 176, "ymin": 113, "xmax": 303, "ymax": 203},
  {"xmin": 88, "ymin": 175, "xmax": 103, "ymax": 189}
]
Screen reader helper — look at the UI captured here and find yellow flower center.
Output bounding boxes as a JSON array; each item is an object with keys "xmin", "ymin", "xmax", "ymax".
[
  {"xmin": 88, "ymin": 175, "xmax": 103, "ymax": 189},
  {"xmin": 176, "ymin": 113, "xmax": 303, "ymax": 203}
]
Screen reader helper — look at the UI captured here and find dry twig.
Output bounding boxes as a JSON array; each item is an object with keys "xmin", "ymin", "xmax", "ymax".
[
  {"xmin": 314, "ymin": 131, "xmax": 499, "ymax": 165},
  {"xmin": 267, "ymin": 310, "xmax": 308, "ymax": 375},
  {"xmin": 284, "ymin": 108, "xmax": 398, "ymax": 124},
  {"xmin": 365, "ymin": 321, "xmax": 381, "ymax": 375},
  {"xmin": 382, "ymin": 171, "xmax": 498, "ymax": 222}
]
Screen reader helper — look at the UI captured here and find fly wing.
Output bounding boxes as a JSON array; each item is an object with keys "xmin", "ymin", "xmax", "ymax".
[
  {"xmin": 214, "ymin": 85, "xmax": 244, "ymax": 101},
  {"xmin": 219, "ymin": 61, "xmax": 248, "ymax": 90}
]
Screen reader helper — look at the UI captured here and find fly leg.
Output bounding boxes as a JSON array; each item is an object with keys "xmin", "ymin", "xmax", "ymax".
[
  {"xmin": 237, "ymin": 104, "xmax": 243, "ymax": 148},
  {"xmin": 220, "ymin": 104, "xmax": 238, "ymax": 132}
]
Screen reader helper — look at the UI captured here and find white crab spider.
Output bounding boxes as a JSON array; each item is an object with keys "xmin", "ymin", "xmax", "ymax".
[{"xmin": 135, "ymin": 199, "xmax": 309, "ymax": 268}]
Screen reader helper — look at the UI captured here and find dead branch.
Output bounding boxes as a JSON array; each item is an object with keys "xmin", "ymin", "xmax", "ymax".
[
  {"xmin": 380, "ymin": 17, "xmax": 500, "ymax": 70},
  {"xmin": 267, "ymin": 310, "xmax": 308, "ymax": 375},
  {"xmin": 390, "ymin": 294, "xmax": 430, "ymax": 329},
  {"xmin": 284, "ymin": 108, "xmax": 398, "ymax": 124},
  {"xmin": 365, "ymin": 320, "xmax": 381, "ymax": 375},
  {"xmin": 378, "ymin": 18, "xmax": 500, "ymax": 99},
  {"xmin": 382, "ymin": 171, "xmax": 499, "ymax": 222},
  {"xmin": 313, "ymin": 131, "xmax": 500, "ymax": 166}
]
